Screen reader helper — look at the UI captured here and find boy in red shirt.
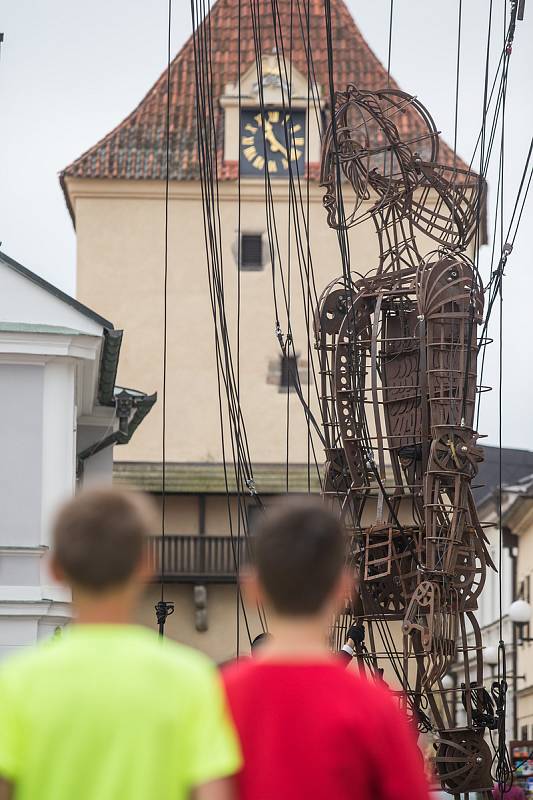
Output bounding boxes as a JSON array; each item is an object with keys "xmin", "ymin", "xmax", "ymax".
[{"xmin": 222, "ymin": 500, "xmax": 430, "ymax": 800}]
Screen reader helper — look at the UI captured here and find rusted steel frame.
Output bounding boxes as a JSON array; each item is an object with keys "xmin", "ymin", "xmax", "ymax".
[
  {"xmin": 418, "ymin": 316, "xmax": 431, "ymax": 473},
  {"xmin": 412, "ymin": 632, "xmax": 446, "ymax": 730},
  {"xmin": 317, "ymin": 86, "xmax": 496, "ymax": 784},
  {"xmin": 334, "ymin": 302, "xmax": 371, "ymax": 489},
  {"xmin": 319, "ymin": 339, "xmax": 334, "ymax": 450},
  {"xmin": 370, "ymin": 293, "xmax": 387, "ymax": 502},
  {"xmin": 465, "ymin": 610, "xmax": 485, "ymax": 687},
  {"xmin": 459, "ymin": 612, "xmax": 476, "ymax": 729}
]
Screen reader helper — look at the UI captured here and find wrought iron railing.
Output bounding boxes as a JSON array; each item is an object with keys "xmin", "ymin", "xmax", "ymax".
[{"xmin": 148, "ymin": 535, "xmax": 250, "ymax": 583}]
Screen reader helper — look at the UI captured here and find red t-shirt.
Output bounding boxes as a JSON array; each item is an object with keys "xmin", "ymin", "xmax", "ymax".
[{"xmin": 223, "ymin": 658, "xmax": 430, "ymax": 800}]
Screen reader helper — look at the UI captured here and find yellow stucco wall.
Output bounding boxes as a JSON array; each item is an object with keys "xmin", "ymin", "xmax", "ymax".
[
  {"xmin": 68, "ymin": 176, "xmax": 449, "ymax": 470},
  {"xmin": 137, "ymin": 582, "xmax": 263, "ymax": 664},
  {"xmin": 67, "ymin": 165, "xmax": 478, "ymax": 662}
]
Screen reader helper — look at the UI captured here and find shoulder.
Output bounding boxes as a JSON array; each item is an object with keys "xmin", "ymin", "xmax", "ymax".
[
  {"xmin": 155, "ymin": 636, "xmax": 221, "ymax": 685},
  {"xmin": 336, "ymin": 668, "xmax": 402, "ymax": 713},
  {"xmin": 221, "ymin": 657, "xmax": 253, "ymax": 680},
  {"xmin": 0, "ymin": 638, "xmax": 61, "ymax": 693},
  {"xmin": 139, "ymin": 635, "xmax": 227, "ymax": 712},
  {"xmin": 220, "ymin": 658, "xmax": 256, "ymax": 692},
  {"xmin": 351, "ymin": 672, "xmax": 398, "ymax": 705}
]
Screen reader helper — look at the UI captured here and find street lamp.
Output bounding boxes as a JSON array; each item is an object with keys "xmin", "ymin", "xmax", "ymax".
[
  {"xmin": 484, "ymin": 645, "xmax": 499, "ymax": 667},
  {"xmin": 441, "ymin": 673, "xmax": 455, "ymax": 690},
  {"xmin": 509, "ymin": 599, "xmax": 533, "ymax": 643}
]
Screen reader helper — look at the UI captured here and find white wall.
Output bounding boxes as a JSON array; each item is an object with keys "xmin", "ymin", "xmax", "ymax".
[
  {"xmin": 0, "ymin": 364, "xmax": 44, "ymax": 548},
  {"xmin": 77, "ymin": 423, "xmax": 115, "ymax": 486},
  {"xmin": 0, "ymin": 361, "xmax": 75, "ymax": 657}
]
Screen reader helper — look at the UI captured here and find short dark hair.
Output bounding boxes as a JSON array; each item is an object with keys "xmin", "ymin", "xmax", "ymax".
[
  {"xmin": 251, "ymin": 632, "xmax": 272, "ymax": 653},
  {"xmin": 53, "ymin": 487, "xmax": 156, "ymax": 591},
  {"xmin": 253, "ymin": 499, "xmax": 346, "ymax": 615}
]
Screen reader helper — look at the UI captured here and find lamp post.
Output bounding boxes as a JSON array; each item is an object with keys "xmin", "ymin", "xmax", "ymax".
[
  {"xmin": 441, "ymin": 673, "xmax": 455, "ymax": 690},
  {"xmin": 484, "ymin": 645, "xmax": 499, "ymax": 672},
  {"xmin": 509, "ymin": 599, "xmax": 532, "ymax": 740},
  {"xmin": 509, "ymin": 600, "xmax": 533, "ymax": 643}
]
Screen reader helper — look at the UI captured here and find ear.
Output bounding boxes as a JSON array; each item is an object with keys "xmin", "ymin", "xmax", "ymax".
[
  {"xmin": 241, "ymin": 567, "xmax": 266, "ymax": 609},
  {"xmin": 333, "ymin": 567, "xmax": 355, "ymax": 611},
  {"xmin": 351, "ymin": 567, "xmax": 360, "ymax": 604},
  {"xmin": 50, "ymin": 555, "xmax": 66, "ymax": 585},
  {"xmin": 135, "ymin": 547, "xmax": 154, "ymax": 584}
]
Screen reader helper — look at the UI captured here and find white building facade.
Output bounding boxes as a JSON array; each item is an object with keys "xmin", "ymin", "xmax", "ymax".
[{"xmin": 0, "ymin": 251, "xmax": 155, "ymax": 658}]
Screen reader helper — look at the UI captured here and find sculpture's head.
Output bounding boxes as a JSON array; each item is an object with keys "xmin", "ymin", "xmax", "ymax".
[{"xmin": 320, "ymin": 85, "xmax": 484, "ymax": 252}]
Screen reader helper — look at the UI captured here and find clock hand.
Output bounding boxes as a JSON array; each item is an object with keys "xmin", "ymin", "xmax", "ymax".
[{"xmin": 263, "ymin": 120, "xmax": 289, "ymax": 159}]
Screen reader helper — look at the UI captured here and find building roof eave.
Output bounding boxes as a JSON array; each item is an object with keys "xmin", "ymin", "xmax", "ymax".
[
  {"xmin": 112, "ymin": 461, "xmax": 321, "ymax": 494},
  {"xmin": 59, "ymin": 173, "xmax": 76, "ymax": 230}
]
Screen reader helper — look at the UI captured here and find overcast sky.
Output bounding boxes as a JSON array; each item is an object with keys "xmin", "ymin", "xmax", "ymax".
[{"xmin": 0, "ymin": 1, "xmax": 531, "ymax": 449}]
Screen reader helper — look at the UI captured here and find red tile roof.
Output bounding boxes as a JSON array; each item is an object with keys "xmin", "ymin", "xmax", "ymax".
[{"xmin": 61, "ymin": 0, "xmax": 467, "ymax": 197}]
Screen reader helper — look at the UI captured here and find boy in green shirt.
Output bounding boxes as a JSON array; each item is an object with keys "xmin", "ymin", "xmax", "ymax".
[{"xmin": 0, "ymin": 488, "xmax": 241, "ymax": 800}]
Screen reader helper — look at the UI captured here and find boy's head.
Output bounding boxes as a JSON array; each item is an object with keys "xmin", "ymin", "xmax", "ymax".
[
  {"xmin": 251, "ymin": 499, "xmax": 348, "ymax": 617},
  {"xmin": 251, "ymin": 631, "xmax": 272, "ymax": 655},
  {"xmin": 52, "ymin": 487, "xmax": 156, "ymax": 594}
]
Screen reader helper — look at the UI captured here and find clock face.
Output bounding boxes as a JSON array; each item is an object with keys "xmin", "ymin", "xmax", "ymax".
[{"xmin": 240, "ymin": 109, "xmax": 306, "ymax": 177}]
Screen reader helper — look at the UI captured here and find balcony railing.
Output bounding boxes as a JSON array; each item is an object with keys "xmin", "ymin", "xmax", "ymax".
[{"xmin": 148, "ymin": 535, "xmax": 250, "ymax": 583}]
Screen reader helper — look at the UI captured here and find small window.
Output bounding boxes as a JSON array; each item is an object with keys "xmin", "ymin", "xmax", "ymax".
[
  {"xmin": 240, "ymin": 234, "xmax": 263, "ymax": 271},
  {"xmin": 280, "ymin": 354, "xmax": 298, "ymax": 391},
  {"xmin": 266, "ymin": 354, "xmax": 309, "ymax": 389}
]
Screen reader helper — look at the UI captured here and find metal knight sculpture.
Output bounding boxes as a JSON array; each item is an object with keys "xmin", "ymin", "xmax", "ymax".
[{"xmin": 316, "ymin": 85, "xmax": 498, "ymax": 797}]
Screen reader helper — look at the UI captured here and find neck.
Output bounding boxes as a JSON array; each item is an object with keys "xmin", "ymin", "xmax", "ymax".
[
  {"xmin": 73, "ymin": 588, "xmax": 137, "ymax": 626},
  {"xmin": 260, "ymin": 612, "xmax": 332, "ymax": 660}
]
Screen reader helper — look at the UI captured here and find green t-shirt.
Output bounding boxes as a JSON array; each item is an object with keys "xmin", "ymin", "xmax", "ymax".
[{"xmin": 0, "ymin": 624, "xmax": 241, "ymax": 800}]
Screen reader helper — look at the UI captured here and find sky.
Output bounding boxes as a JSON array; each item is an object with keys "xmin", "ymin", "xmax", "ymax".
[{"xmin": 0, "ymin": 0, "xmax": 531, "ymax": 449}]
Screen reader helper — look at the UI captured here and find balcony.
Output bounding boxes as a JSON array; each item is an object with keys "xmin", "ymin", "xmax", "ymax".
[{"xmin": 148, "ymin": 534, "xmax": 250, "ymax": 583}]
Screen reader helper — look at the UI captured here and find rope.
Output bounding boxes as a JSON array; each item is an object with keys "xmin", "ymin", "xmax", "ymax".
[
  {"xmin": 155, "ymin": 0, "xmax": 175, "ymax": 637},
  {"xmin": 453, "ymin": 0, "xmax": 462, "ymax": 169},
  {"xmin": 386, "ymin": 0, "xmax": 394, "ymax": 86},
  {"xmin": 236, "ymin": 0, "xmax": 242, "ymax": 659},
  {"xmin": 190, "ymin": 0, "xmax": 265, "ymax": 647}
]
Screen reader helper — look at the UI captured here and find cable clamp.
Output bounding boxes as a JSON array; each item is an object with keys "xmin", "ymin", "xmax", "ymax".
[
  {"xmin": 245, "ymin": 478, "xmax": 257, "ymax": 496},
  {"xmin": 364, "ymin": 450, "xmax": 376, "ymax": 468},
  {"xmin": 155, "ymin": 599, "xmax": 175, "ymax": 637}
]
